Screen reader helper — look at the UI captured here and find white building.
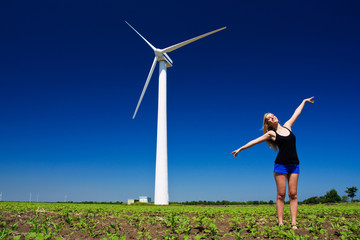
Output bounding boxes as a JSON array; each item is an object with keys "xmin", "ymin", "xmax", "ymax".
[
  {"xmin": 139, "ymin": 196, "xmax": 151, "ymax": 203},
  {"xmin": 127, "ymin": 199, "xmax": 139, "ymax": 205}
]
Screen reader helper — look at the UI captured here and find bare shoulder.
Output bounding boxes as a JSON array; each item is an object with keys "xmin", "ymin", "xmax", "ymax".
[
  {"xmin": 267, "ymin": 130, "xmax": 276, "ymax": 136},
  {"xmin": 266, "ymin": 130, "xmax": 276, "ymax": 141},
  {"xmin": 283, "ymin": 122, "xmax": 292, "ymax": 130}
]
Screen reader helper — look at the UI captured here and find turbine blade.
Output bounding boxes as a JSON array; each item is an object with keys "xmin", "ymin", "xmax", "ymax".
[
  {"xmin": 133, "ymin": 56, "xmax": 158, "ymax": 119},
  {"xmin": 163, "ymin": 52, "xmax": 173, "ymax": 64},
  {"xmin": 125, "ymin": 21, "xmax": 156, "ymax": 51},
  {"xmin": 161, "ymin": 27, "xmax": 226, "ymax": 53}
]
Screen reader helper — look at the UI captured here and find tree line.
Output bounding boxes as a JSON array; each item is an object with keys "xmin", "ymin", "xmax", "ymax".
[
  {"xmin": 53, "ymin": 186, "xmax": 357, "ymax": 205},
  {"xmin": 302, "ymin": 186, "xmax": 358, "ymax": 204},
  {"xmin": 176, "ymin": 186, "xmax": 359, "ymax": 206}
]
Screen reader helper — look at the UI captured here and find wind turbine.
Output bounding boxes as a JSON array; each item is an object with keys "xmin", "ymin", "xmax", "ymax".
[{"xmin": 126, "ymin": 21, "xmax": 226, "ymax": 205}]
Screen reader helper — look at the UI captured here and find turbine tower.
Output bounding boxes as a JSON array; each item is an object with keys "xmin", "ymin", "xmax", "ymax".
[{"xmin": 126, "ymin": 22, "xmax": 226, "ymax": 205}]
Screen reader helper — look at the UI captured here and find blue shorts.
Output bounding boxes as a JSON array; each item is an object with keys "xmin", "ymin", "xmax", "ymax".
[{"xmin": 274, "ymin": 164, "xmax": 299, "ymax": 174}]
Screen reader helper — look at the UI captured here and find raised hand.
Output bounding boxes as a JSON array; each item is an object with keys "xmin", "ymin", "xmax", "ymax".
[{"xmin": 304, "ymin": 97, "xmax": 314, "ymax": 103}]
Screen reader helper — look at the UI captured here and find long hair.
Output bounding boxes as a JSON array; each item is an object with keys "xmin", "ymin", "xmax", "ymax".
[{"xmin": 262, "ymin": 113, "xmax": 278, "ymax": 151}]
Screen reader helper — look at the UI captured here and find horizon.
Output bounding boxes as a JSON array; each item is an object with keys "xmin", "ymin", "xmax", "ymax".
[{"xmin": 0, "ymin": 186, "xmax": 357, "ymax": 203}]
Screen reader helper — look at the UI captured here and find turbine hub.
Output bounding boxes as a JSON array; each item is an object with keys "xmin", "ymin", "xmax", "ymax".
[
  {"xmin": 154, "ymin": 49, "xmax": 163, "ymax": 57},
  {"xmin": 154, "ymin": 49, "xmax": 172, "ymax": 68}
]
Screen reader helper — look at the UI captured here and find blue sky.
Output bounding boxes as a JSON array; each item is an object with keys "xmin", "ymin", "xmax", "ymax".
[{"xmin": 1, "ymin": 0, "xmax": 359, "ymax": 203}]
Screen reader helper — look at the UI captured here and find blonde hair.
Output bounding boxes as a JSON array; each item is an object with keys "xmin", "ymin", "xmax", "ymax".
[{"xmin": 262, "ymin": 113, "xmax": 278, "ymax": 151}]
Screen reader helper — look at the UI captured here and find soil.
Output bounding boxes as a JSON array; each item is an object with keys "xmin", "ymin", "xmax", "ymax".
[{"xmin": 0, "ymin": 208, "xmax": 358, "ymax": 239}]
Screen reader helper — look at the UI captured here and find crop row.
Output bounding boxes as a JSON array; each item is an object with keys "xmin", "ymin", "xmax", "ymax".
[{"xmin": 0, "ymin": 202, "xmax": 359, "ymax": 239}]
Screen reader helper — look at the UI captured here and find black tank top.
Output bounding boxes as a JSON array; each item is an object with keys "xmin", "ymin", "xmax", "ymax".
[{"xmin": 272, "ymin": 127, "xmax": 299, "ymax": 165}]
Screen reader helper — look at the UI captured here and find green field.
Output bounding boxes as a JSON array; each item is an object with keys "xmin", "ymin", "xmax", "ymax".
[{"xmin": 1, "ymin": 202, "xmax": 359, "ymax": 239}]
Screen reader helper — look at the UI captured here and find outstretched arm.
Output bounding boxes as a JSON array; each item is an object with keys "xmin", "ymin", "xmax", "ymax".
[
  {"xmin": 284, "ymin": 97, "xmax": 314, "ymax": 129},
  {"xmin": 231, "ymin": 132, "xmax": 274, "ymax": 157}
]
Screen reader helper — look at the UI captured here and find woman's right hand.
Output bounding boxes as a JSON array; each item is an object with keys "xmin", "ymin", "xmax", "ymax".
[{"xmin": 231, "ymin": 148, "xmax": 242, "ymax": 157}]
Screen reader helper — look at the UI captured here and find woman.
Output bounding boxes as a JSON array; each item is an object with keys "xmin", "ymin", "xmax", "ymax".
[{"xmin": 231, "ymin": 97, "xmax": 314, "ymax": 229}]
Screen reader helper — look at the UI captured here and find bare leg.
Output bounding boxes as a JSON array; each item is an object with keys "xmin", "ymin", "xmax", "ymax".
[
  {"xmin": 287, "ymin": 173, "xmax": 299, "ymax": 228},
  {"xmin": 274, "ymin": 173, "xmax": 287, "ymax": 226}
]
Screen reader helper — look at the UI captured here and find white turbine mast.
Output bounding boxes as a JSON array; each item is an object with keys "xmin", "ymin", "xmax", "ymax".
[{"xmin": 126, "ymin": 22, "xmax": 226, "ymax": 205}]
